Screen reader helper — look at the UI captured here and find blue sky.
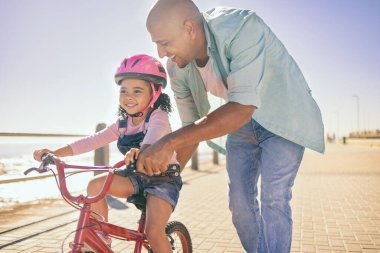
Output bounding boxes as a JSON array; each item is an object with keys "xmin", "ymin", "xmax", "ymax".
[{"xmin": 1, "ymin": 0, "xmax": 379, "ymax": 137}]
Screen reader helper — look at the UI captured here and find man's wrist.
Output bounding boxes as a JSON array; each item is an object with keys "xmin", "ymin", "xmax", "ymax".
[{"xmin": 163, "ymin": 133, "xmax": 177, "ymax": 151}]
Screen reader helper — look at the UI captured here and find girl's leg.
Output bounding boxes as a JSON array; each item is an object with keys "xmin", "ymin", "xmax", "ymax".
[
  {"xmin": 145, "ymin": 194, "xmax": 173, "ymax": 253},
  {"xmin": 87, "ymin": 174, "xmax": 135, "ymax": 221}
]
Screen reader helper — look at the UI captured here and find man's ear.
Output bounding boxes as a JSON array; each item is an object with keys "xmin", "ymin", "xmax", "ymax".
[{"xmin": 184, "ymin": 20, "xmax": 196, "ymax": 39}]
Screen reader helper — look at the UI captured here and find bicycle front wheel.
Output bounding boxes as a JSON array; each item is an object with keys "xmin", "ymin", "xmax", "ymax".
[{"xmin": 166, "ymin": 221, "xmax": 192, "ymax": 253}]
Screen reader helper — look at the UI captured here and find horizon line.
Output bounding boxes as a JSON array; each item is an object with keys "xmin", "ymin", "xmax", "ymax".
[{"xmin": 0, "ymin": 133, "xmax": 87, "ymax": 137}]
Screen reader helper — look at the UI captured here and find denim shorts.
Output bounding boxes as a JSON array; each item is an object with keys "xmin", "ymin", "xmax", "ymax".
[{"xmin": 129, "ymin": 173, "xmax": 183, "ymax": 210}]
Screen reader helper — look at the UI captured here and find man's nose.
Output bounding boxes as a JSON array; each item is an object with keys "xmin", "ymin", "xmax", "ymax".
[{"xmin": 157, "ymin": 45, "xmax": 166, "ymax": 58}]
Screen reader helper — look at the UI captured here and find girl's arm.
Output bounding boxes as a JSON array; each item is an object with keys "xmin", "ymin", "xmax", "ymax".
[
  {"xmin": 53, "ymin": 145, "xmax": 74, "ymax": 157},
  {"xmin": 33, "ymin": 145, "xmax": 73, "ymax": 162},
  {"xmin": 33, "ymin": 121, "xmax": 120, "ymax": 161},
  {"xmin": 70, "ymin": 122, "xmax": 120, "ymax": 155}
]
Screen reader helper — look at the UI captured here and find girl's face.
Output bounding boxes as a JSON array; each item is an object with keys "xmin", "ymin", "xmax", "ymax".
[{"xmin": 119, "ymin": 79, "xmax": 152, "ymax": 115}]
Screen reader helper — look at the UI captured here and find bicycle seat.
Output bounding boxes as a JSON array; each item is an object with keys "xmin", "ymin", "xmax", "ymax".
[{"xmin": 127, "ymin": 194, "xmax": 147, "ymax": 211}]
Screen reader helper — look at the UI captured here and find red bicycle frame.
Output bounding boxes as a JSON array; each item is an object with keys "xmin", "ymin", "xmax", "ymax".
[{"xmin": 51, "ymin": 157, "xmax": 151, "ymax": 253}]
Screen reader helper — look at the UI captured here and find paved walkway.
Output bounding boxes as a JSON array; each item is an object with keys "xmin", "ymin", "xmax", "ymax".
[{"xmin": 0, "ymin": 144, "xmax": 379, "ymax": 252}]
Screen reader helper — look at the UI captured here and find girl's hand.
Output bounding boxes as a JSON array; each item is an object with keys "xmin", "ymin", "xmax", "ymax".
[
  {"xmin": 33, "ymin": 149, "xmax": 53, "ymax": 162},
  {"xmin": 124, "ymin": 148, "xmax": 140, "ymax": 166}
]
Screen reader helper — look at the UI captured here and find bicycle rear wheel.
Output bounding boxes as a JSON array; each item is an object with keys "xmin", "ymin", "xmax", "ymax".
[{"xmin": 165, "ymin": 221, "xmax": 192, "ymax": 253}]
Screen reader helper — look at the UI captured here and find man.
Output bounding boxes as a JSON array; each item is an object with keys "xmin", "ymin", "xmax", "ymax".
[{"xmin": 138, "ymin": 0, "xmax": 324, "ymax": 252}]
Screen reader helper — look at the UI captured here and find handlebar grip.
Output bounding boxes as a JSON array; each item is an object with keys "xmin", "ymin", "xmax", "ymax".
[
  {"xmin": 41, "ymin": 153, "xmax": 50, "ymax": 161},
  {"xmin": 114, "ymin": 163, "xmax": 180, "ymax": 183},
  {"xmin": 24, "ymin": 167, "xmax": 37, "ymax": 175},
  {"xmin": 24, "ymin": 153, "xmax": 56, "ymax": 175},
  {"xmin": 41, "ymin": 153, "xmax": 55, "ymax": 164}
]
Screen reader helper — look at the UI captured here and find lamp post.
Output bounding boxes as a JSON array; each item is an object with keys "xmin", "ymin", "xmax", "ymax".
[
  {"xmin": 334, "ymin": 111, "xmax": 339, "ymax": 139},
  {"xmin": 353, "ymin": 95, "xmax": 360, "ymax": 133}
]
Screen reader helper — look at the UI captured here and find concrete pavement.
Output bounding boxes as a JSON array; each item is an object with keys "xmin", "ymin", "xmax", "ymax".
[{"xmin": 0, "ymin": 143, "xmax": 379, "ymax": 252}]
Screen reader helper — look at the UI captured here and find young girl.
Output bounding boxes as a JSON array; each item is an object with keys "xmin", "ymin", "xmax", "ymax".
[{"xmin": 33, "ymin": 54, "xmax": 182, "ymax": 253}]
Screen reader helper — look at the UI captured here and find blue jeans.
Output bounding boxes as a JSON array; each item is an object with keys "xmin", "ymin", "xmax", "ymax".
[{"xmin": 226, "ymin": 119, "xmax": 304, "ymax": 253}]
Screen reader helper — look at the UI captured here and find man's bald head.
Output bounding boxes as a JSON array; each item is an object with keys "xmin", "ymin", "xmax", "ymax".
[
  {"xmin": 147, "ymin": 0, "xmax": 202, "ymax": 31},
  {"xmin": 146, "ymin": 0, "xmax": 207, "ymax": 68}
]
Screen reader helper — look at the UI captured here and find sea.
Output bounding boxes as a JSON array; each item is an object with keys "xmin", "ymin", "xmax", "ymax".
[{"xmin": 0, "ymin": 136, "xmax": 214, "ymax": 208}]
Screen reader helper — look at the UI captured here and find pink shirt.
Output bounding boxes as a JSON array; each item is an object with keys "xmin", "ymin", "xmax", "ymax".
[{"xmin": 69, "ymin": 108, "xmax": 178, "ymax": 163}]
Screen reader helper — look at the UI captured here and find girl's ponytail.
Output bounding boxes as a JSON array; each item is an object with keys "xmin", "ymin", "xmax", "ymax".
[{"xmin": 153, "ymin": 93, "xmax": 172, "ymax": 113}]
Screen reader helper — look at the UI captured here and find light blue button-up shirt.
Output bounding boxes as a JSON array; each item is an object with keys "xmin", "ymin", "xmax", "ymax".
[{"xmin": 167, "ymin": 7, "xmax": 325, "ymax": 153}]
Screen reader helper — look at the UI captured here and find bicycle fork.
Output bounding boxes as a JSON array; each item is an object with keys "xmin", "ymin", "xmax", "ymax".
[{"xmin": 70, "ymin": 204, "xmax": 112, "ymax": 253}]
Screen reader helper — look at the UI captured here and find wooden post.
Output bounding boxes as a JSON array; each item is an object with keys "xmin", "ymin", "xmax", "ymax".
[
  {"xmin": 213, "ymin": 150, "xmax": 219, "ymax": 165},
  {"xmin": 94, "ymin": 123, "xmax": 109, "ymax": 175},
  {"xmin": 191, "ymin": 149, "xmax": 198, "ymax": 171}
]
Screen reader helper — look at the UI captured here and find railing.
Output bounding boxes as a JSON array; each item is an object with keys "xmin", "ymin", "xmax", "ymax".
[{"xmin": 0, "ymin": 123, "xmax": 221, "ymax": 185}]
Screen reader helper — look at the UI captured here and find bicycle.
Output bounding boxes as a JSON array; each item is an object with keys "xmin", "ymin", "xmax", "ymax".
[{"xmin": 24, "ymin": 153, "xmax": 192, "ymax": 253}]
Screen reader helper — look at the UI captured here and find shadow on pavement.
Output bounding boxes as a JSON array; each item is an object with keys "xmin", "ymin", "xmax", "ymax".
[{"xmin": 106, "ymin": 195, "xmax": 128, "ymax": 210}]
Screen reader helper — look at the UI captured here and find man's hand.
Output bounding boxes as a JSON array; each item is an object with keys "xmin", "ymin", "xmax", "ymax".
[{"xmin": 136, "ymin": 137, "xmax": 174, "ymax": 176}]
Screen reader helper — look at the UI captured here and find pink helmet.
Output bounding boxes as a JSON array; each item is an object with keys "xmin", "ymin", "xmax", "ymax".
[
  {"xmin": 114, "ymin": 54, "xmax": 167, "ymax": 88},
  {"xmin": 115, "ymin": 54, "xmax": 167, "ymax": 117}
]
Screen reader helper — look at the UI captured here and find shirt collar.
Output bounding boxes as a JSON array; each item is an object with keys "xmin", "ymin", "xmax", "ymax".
[{"xmin": 202, "ymin": 13, "xmax": 213, "ymax": 56}]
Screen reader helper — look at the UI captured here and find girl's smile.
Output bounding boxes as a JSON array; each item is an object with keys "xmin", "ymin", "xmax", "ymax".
[{"xmin": 119, "ymin": 78, "xmax": 153, "ymax": 119}]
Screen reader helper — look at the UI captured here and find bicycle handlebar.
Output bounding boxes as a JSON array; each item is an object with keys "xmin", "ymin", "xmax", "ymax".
[
  {"xmin": 24, "ymin": 153, "xmax": 54, "ymax": 175},
  {"xmin": 24, "ymin": 153, "xmax": 180, "ymax": 205}
]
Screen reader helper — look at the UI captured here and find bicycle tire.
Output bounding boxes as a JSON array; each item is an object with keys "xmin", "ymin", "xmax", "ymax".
[{"xmin": 165, "ymin": 221, "xmax": 192, "ymax": 253}]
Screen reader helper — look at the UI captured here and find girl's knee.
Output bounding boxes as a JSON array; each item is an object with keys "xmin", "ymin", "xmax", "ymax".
[{"xmin": 87, "ymin": 177, "xmax": 104, "ymax": 195}]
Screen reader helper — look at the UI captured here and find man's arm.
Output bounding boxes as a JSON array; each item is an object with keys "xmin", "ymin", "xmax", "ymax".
[
  {"xmin": 176, "ymin": 143, "xmax": 199, "ymax": 171},
  {"xmin": 170, "ymin": 102, "xmax": 254, "ymax": 149},
  {"xmin": 136, "ymin": 102, "xmax": 255, "ymax": 175}
]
